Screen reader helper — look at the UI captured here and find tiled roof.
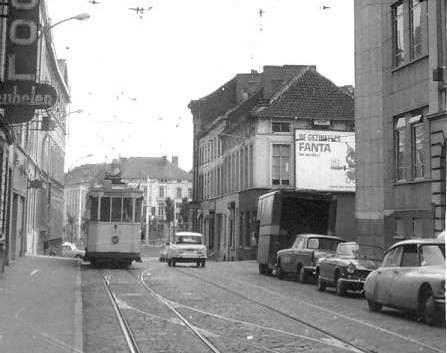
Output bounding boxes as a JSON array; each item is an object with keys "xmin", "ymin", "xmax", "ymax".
[
  {"xmin": 254, "ymin": 68, "xmax": 354, "ymax": 120},
  {"xmin": 120, "ymin": 157, "xmax": 192, "ymax": 181},
  {"xmin": 65, "ymin": 163, "xmax": 108, "ymax": 185},
  {"xmin": 65, "ymin": 158, "xmax": 192, "ymax": 185}
]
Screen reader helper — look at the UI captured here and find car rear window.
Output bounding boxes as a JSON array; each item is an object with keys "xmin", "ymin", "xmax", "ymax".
[
  {"xmin": 420, "ymin": 244, "xmax": 445, "ymax": 266},
  {"xmin": 307, "ymin": 238, "xmax": 341, "ymax": 251},
  {"xmin": 175, "ymin": 236, "xmax": 202, "ymax": 245}
]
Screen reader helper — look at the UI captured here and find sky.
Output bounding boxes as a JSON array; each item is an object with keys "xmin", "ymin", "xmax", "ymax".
[{"xmin": 45, "ymin": 0, "xmax": 354, "ymax": 172}]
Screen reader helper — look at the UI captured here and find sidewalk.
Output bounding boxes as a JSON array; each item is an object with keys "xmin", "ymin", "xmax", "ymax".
[{"xmin": 0, "ymin": 255, "xmax": 83, "ymax": 353}]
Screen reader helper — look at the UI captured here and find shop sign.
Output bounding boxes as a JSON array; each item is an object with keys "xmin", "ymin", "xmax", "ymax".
[
  {"xmin": 3, "ymin": 0, "xmax": 58, "ymax": 123},
  {"xmin": 295, "ymin": 129, "xmax": 356, "ymax": 192},
  {"xmin": 0, "ymin": 81, "xmax": 57, "ymax": 109}
]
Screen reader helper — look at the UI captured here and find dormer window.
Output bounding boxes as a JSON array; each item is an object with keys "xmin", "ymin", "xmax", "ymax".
[{"xmin": 272, "ymin": 122, "xmax": 290, "ymax": 133}]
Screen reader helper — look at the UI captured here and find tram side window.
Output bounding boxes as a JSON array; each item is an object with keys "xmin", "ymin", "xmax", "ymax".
[
  {"xmin": 135, "ymin": 198, "xmax": 142, "ymax": 222},
  {"xmin": 123, "ymin": 198, "xmax": 133, "ymax": 222},
  {"xmin": 100, "ymin": 197, "xmax": 111, "ymax": 222},
  {"xmin": 112, "ymin": 197, "xmax": 123, "ymax": 222},
  {"xmin": 90, "ymin": 197, "xmax": 98, "ymax": 221}
]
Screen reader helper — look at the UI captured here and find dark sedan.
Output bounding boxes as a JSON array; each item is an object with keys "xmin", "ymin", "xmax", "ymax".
[{"xmin": 316, "ymin": 242, "xmax": 380, "ymax": 296}]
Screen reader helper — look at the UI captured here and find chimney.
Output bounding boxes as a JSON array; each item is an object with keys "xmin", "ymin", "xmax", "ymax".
[{"xmin": 172, "ymin": 156, "xmax": 179, "ymax": 167}]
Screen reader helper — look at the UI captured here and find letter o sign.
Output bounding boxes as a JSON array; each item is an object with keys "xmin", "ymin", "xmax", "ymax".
[
  {"xmin": 11, "ymin": 0, "xmax": 39, "ymax": 10},
  {"xmin": 9, "ymin": 20, "xmax": 37, "ymax": 45}
]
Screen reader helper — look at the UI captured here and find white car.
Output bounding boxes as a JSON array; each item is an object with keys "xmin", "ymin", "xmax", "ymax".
[
  {"xmin": 61, "ymin": 242, "xmax": 85, "ymax": 259},
  {"xmin": 364, "ymin": 238, "xmax": 445, "ymax": 326},
  {"xmin": 167, "ymin": 232, "xmax": 207, "ymax": 267}
]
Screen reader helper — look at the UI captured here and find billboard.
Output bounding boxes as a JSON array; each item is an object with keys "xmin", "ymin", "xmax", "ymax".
[{"xmin": 295, "ymin": 129, "xmax": 355, "ymax": 192}]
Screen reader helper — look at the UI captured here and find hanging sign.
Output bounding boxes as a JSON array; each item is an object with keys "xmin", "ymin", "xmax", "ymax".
[{"xmin": 2, "ymin": 0, "xmax": 57, "ymax": 123}]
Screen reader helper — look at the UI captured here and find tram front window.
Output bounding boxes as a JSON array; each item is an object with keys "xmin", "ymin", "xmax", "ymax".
[
  {"xmin": 123, "ymin": 198, "xmax": 133, "ymax": 222},
  {"xmin": 90, "ymin": 197, "xmax": 98, "ymax": 221},
  {"xmin": 100, "ymin": 197, "xmax": 111, "ymax": 222},
  {"xmin": 135, "ymin": 198, "xmax": 142, "ymax": 222},
  {"xmin": 112, "ymin": 198, "xmax": 122, "ymax": 222}
]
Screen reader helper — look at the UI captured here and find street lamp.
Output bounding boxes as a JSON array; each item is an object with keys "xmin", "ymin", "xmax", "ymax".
[{"xmin": 40, "ymin": 13, "xmax": 90, "ymax": 37}]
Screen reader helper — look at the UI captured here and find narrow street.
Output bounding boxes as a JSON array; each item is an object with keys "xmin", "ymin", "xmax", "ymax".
[{"xmin": 82, "ymin": 252, "xmax": 446, "ymax": 353}]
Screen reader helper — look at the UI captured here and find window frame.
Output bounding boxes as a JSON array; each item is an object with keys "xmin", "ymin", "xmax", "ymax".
[
  {"xmin": 271, "ymin": 144, "xmax": 291, "ymax": 186},
  {"xmin": 411, "ymin": 121, "xmax": 425, "ymax": 179},
  {"xmin": 392, "ymin": 1, "xmax": 405, "ymax": 67},
  {"xmin": 272, "ymin": 121, "xmax": 291, "ymax": 133},
  {"xmin": 394, "ymin": 117, "xmax": 407, "ymax": 181},
  {"xmin": 409, "ymin": 0, "xmax": 427, "ymax": 60}
]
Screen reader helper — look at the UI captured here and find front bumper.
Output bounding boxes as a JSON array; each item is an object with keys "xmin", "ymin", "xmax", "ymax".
[
  {"xmin": 338, "ymin": 277, "xmax": 365, "ymax": 290},
  {"xmin": 171, "ymin": 256, "xmax": 206, "ymax": 263}
]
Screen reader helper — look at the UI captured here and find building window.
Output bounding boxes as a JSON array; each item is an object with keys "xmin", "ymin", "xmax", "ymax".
[
  {"xmin": 394, "ymin": 117, "xmax": 406, "ymax": 181},
  {"xmin": 272, "ymin": 122, "xmax": 290, "ymax": 133},
  {"xmin": 158, "ymin": 202, "xmax": 165, "ymax": 216},
  {"xmin": 272, "ymin": 144, "xmax": 290, "ymax": 185},
  {"xmin": 412, "ymin": 218, "xmax": 423, "ymax": 238},
  {"xmin": 176, "ymin": 187, "xmax": 182, "ymax": 198},
  {"xmin": 159, "ymin": 186, "xmax": 165, "ymax": 198},
  {"xmin": 394, "ymin": 218, "xmax": 406, "ymax": 239},
  {"xmin": 410, "ymin": 0, "xmax": 425, "ymax": 59},
  {"xmin": 188, "ymin": 188, "xmax": 192, "ymax": 198},
  {"xmin": 411, "ymin": 122, "xmax": 424, "ymax": 178},
  {"xmin": 151, "ymin": 207, "xmax": 156, "ymax": 216},
  {"xmin": 392, "ymin": 2, "xmax": 405, "ymax": 67}
]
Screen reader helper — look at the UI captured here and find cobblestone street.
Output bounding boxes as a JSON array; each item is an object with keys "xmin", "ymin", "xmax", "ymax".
[{"xmin": 82, "ymin": 255, "xmax": 446, "ymax": 353}]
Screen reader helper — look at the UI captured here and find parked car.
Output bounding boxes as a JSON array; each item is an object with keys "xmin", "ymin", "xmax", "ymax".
[
  {"xmin": 61, "ymin": 242, "xmax": 85, "ymax": 259},
  {"xmin": 276, "ymin": 234, "xmax": 344, "ymax": 283},
  {"xmin": 167, "ymin": 232, "xmax": 207, "ymax": 267},
  {"xmin": 159, "ymin": 242, "xmax": 169, "ymax": 262},
  {"xmin": 364, "ymin": 238, "xmax": 445, "ymax": 326},
  {"xmin": 316, "ymin": 242, "xmax": 380, "ymax": 295}
]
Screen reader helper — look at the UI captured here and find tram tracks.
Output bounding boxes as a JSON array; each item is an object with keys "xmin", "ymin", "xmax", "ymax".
[
  {"xmin": 101, "ymin": 269, "xmax": 221, "ymax": 353},
  {"xmin": 102, "ymin": 267, "xmax": 370, "ymax": 353},
  {"xmin": 98, "ymin": 264, "xmax": 443, "ymax": 353},
  {"xmin": 171, "ymin": 267, "xmax": 445, "ymax": 353}
]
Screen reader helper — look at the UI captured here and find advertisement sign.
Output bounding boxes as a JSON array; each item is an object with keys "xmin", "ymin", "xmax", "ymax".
[
  {"xmin": 295, "ymin": 129, "xmax": 355, "ymax": 192},
  {"xmin": 2, "ymin": 0, "xmax": 57, "ymax": 123}
]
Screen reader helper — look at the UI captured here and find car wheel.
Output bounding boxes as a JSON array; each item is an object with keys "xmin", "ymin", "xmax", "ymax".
[
  {"xmin": 276, "ymin": 262, "xmax": 284, "ymax": 280},
  {"xmin": 336, "ymin": 277, "xmax": 346, "ymax": 296},
  {"xmin": 367, "ymin": 299, "xmax": 382, "ymax": 312},
  {"xmin": 75, "ymin": 254, "xmax": 82, "ymax": 260},
  {"xmin": 317, "ymin": 275, "xmax": 326, "ymax": 291},
  {"xmin": 196, "ymin": 261, "xmax": 200, "ymax": 267},
  {"xmin": 421, "ymin": 289, "xmax": 441, "ymax": 326},
  {"xmin": 201, "ymin": 260, "xmax": 206, "ymax": 268},
  {"xmin": 299, "ymin": 266, "xmax": 308, "ymax": 284},
  {"xmin": 172, "ymin": 260, "xmax": 176, "ymax": 267}
]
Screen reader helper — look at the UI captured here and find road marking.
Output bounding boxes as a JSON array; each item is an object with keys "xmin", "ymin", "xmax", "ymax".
[{"xmin": 30, "ymin": 269, "xmax": 39, "ymax": 276}]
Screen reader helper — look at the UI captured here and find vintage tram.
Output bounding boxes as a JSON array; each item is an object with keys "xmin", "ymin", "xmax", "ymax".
[{"xmin": 85, "ymin": 176, "xmax": 143, "ymax": 267}]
